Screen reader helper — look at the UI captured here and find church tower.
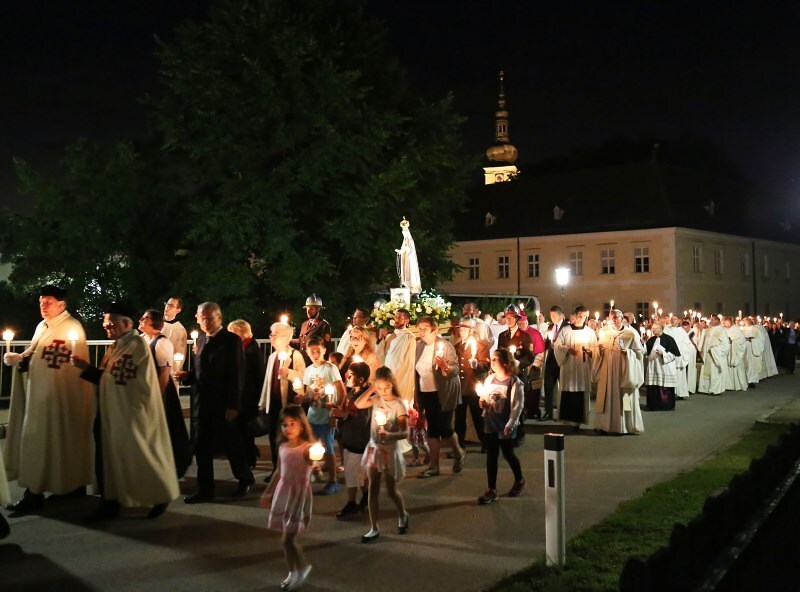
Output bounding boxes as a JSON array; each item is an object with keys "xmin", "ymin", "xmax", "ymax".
[{"xmin": 483, "ymin": 71, "xmax": 519, "ymax": 185}]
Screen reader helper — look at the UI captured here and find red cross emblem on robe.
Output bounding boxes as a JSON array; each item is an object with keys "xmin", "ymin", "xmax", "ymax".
[
  {"xmin": 110, "ymin": 354, "xmax": 137, "ymax": 385},
  {"xmin": 41, "ymin": 339, "xmax": 71, "ymax": 369}
]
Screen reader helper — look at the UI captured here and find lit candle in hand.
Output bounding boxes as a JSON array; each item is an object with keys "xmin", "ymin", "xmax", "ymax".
[
  {"xmin": 292, "ymin": 377, "xmax": 303, "ymax": 391},
  {"xmin": 278, "ymin": 351, "xmax": 288, "ymax": 362},
  {"xmin": 324, "ymin": 383, "xmax": 336, "ymax": 406},
  {"xmin": 309, "ymin": 442, "xmax": 325, "ymax": 461},
  {"xmin": 353, "ymin": 355, "xmax": 364, "ymax": 363},
  {"xmin": 173, "ymin": 352, "xmax": 185, "ymax": 364},
  {"xmin": 509, "ymin": 345, "xmax": 517, "ymax": 355},
  {"xmin": 280, "ymin": 314, "xmax": 289, "ymax": 324},
  {"xmin": 67, "ymin": 329, "xmax": 79, "ymax": 354},
  {"xmin": 374, "ymin": 410, "xmax": 387, "ymax": 427},
  {"xmin": 190, "ymin": 330, "xmax": 199, "ymax": 341},
  {"xmin": 3, "ymin": 329, "xmax": 14, "ymax": 353}
]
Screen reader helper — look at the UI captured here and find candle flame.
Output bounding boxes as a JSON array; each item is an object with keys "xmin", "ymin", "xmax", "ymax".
[
  {"xmin": 280, "ymin": 314, "xmax": 289, "ymax": 324},
  {"xmin": 190, "ymin": 330, "xmax": 199, "ymax": 340},
  {"xmin": 309, "ymin": 442, "xmax": 326, "ymax": 461},
  {"xmin": 173, "ymin": 353, "xmax": 185, "ymax": 363},
  {"xmin": 3, "ymin": 329, "xmax": 15, "ymax": 342},
  {"xmin": 374, "ymin": 410, "xmax": 387, "ymax": 427}
]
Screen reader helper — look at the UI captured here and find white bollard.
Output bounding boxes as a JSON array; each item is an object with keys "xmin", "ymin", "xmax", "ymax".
[{"xmin": 544, "ymin": 433, "xmax": 566, "ymax": 566}]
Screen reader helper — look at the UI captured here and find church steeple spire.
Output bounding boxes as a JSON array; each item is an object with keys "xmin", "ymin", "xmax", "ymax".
[{"xmin": 483, "ymin": 71, "xmax": 519, "ymax": 184}]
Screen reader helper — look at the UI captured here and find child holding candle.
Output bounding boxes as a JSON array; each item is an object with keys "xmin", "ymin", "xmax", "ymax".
[
  {"xmin": 355, "ymin": 366, "xmax": 410, "ymax": 542},
  {"xmin": 260, "ymin": 405, "xmax": 315, "ymax": 591},
  {"xmin": 302, "ymin": 336, "xmax": 346, "ymax": 495}
]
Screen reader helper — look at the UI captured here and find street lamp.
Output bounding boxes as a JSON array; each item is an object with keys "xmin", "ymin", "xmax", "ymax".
[{"xmin": 555, "ymin": 267, "xmax": 570, "ymax": 309}]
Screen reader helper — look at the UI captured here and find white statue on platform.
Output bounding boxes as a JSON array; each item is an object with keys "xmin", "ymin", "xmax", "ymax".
[{"xmin": 395, "ymin": 217, "xmax": 421, "ymax": 294}]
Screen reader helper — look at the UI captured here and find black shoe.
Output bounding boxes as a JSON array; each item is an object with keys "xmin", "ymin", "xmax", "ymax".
[
  {"xmin": 263, "ymin": 471, "xmax": 274, "ymax": 484},
  {"xmin": 336, "ymin": 501, "xmax": 359, "ymax": 520},
  {"xmin": 84, "ymin": 500, "xmax": 120, "ymax": 523},
  {"xmin": 397, "ymin": 512, "xmax": 410, "ymax": 534},
  {"xmin": 147, "ymin": 503, "xmax": 168, "ymax": 519},
  {"xmin": 232, "ymin": 479, "xmax": 253, "ymax": 498},
  {"xmin": 8, "ymin": 491, "xmax": 44, "ymax": 513},
  {"xmin": 538, "ymin": 413, "xmax": 553, "ymax": 422},
  {"xmin": 530, "ymin": 410, "xmax": 542, "ymax": 420},
  {"xmin": 48, "ymin": 486, "xmax": 87, "ymax": 501},
  {"xmin": 184, "ymin": 491, "xmax": 214, "ymax": 504},
  {"xmin": 0, "ymin": 514, "xmax": 9, "ymax": 540}
]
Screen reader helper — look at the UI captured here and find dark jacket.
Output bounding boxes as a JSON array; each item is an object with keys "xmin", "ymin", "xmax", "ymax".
[
  {"xmin": 455, "ymin": 340, "xmax": 491, "ymax": 397},
  {"xmin": 497, "ymin": 326, "xmax": 535, "ymax": 371},
  {"xmin": 185, "ymin": 327, "xmax": 244, "ymax": 422},
  {"xmin": 241, "ymin": 338, "xmax": 265, "ymax": 421}
]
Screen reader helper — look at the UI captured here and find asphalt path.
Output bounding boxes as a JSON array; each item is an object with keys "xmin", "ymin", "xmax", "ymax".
[{"xmin": 2, "ymin": 374, "xmax": 799, "ymax": 592}]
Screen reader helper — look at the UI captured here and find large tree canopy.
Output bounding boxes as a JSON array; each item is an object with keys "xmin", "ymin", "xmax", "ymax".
[
  {"xmin": 1, "ymin": 0, "xmax": 468, "ymax": 329},
  {"xmin": 150, "ymin": 0, "xmax": 467, "ymax": 322}
]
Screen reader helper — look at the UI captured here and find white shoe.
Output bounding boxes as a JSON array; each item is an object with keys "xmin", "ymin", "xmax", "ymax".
[
  {"xmin": 288, "ymin": 565, "xmax": 312, "ymax": 590},
  {"xmin": 280, "ymin": 572, "xmax": 295, "ymax": 590}
]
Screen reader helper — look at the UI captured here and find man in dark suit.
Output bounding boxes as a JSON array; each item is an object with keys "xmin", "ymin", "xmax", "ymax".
[
  {"xmin": 540, "ymin": 305, "xmax": 566, "ymax": 421},
  {"xmin": 181, "ymin": 302, "xmax": 254, "ymax": 503}
]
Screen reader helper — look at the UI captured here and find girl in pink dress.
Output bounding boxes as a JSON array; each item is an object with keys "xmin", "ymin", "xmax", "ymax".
[{"xmin": 260, "ymin": 406, "xmax": 314, "ymax": 591}]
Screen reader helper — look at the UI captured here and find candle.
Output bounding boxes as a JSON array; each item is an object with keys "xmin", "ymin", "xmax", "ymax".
[
  {"xmin": 466, "ymin": 337, "xmax": 477, "ymax": 359},
  {"xmin": 508, "ymin": 345, "xmax": 517, "ymax": 354},
  {"xmin": 658, "ymin": 308, "xmax": 663, "ymax": 316},
  {"xmin": 519, "ymin": 303, "xmax": 525, "ymax": 311},
  {"xmin": 173, "ymin": 352, "xmax": 185, "ymax": 364},
  {"xmin": 278, "ymin": 351, "xmax": 288, "ymax": 362},
  {"xmin": 292, "ymin": 377, "xmax": 303, "ymax": 390},
  {"xmin": 280, "ymin": 314, "xmax": 289, "ymax": 324},
  {"xmin": 374, "ymin": 410, "xmax": 387, "ymax": 427},
  {"xmin": 594, "ymin": 311, "xmax": 599, "ymax": 321},
  {"xmin": 738, "ymin": 310, "xmax": 742, "ymax": 319},
  {"xmin": 352, "ymin": 354, "xmax": 364, "ymax": 363},
  {"xmin": 684, "ymin": 310, "xmax": 688, "ymax": 318},
  {"xmin": 610, "ymin": 299, "xmax": 615, "ymax": 310},
  {"xmin": 653, "ymin": 301, "xmax": 658, "ymax": 310},
  {"xmin": 190, "ymin": 330, "xmax": 199, "ymax": 341},
  {"xmin": 3, "ymin": 329, "xmax": 13, "ymax": 353},
  {"xmin": 309, "ymin": 442, "xmax": 326, "ymax": 461},
  {"xmin": 475, "ymin": 382, "xmax": 486, "ymax": 398},
  {"xmin": 436, "ymin": 344, "xmax": 444, "ymax": 358},
  {"xmin": 67, "ymin": 329, "xmax": 79, "ymax": 353}
]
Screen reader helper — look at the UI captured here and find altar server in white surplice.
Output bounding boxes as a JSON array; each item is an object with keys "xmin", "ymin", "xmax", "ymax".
[
  {"xmin": 723, "ymin": 317, "xmax": 748, "ymax": 392},
  {"xmin": 3, "ymin": 285, "xmax": 94, "ymax": 513},
  {"xmin": 592, "ymin": 309, "xmax": 644, "ymax": 435},
  {"xmin": 697, "ymin": 317, "xmax": 730, "ymax": 395},
  {"xmin": 664, "ymin": 318, "xmax": 694, "ymax": 399},
  {"xmin": 73, "ymin": 303, "xmax": 179, "ymax": 521},
  {"xmin": 376, "ymin": 307, "xmax": 416, "ymax": 404},
  {"xmin": 554, "ymin": 306, "xmax": 596, "ymax": 429}
]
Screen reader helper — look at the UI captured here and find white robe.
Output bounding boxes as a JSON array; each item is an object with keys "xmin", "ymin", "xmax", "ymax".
[
  {"xmin": 743, "ymin": 325, "xmax": 763, "ymax": 384},
  {"xmin": 758, "ymin": 324, "xmax": 779, "ymax": 379},
  {"xmin": 162, "ymin": 320, "xmax": 188, "ymax": 375},
  {"xmin": 664, "ymin": 326, "xmax": 693, "ymax": 398},
  {"xmin": 377, "ymin": 328, "xmax": 416, "ymax": 403},
  {"xmin": 554, "ymin": 325, "xmax": 596, "ymax": 425},
  {"xmin": 645, "ymin": 337, "xmax": 677, "ymax": 387},
  {"xmin": 592, "ymin": 326, "xmax": 644, "ymax": 434},
  {"xmin": 554, "ymin": 325, "xmax": 596, "ymax": 392},
  {"xmin": 725, "ymin": 326, "xmax": 748, "ymax": 391},
  {"xmin": 97, "ymin": 332, "xmax": 179, "ymax": 507},
  {"xmin": 3, "ymin": 311, "xmax": 95, "ymax": 494},
  {"xmin": 697, "ymin": 325, "xmax": 729, "ymax": 395}
]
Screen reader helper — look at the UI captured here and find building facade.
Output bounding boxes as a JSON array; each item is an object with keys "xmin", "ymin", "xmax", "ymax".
[{"xmin": 442, "ymin": 227, "xmax": 800, "ymax": 319}]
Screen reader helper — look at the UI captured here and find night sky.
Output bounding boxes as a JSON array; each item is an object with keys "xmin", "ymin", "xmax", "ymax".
[{"xmin": 3, "ymin": 1, "xmax": 800, "ymax": 212}]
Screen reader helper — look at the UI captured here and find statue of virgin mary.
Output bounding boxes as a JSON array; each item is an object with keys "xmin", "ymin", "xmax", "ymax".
[{"xmin": 395, "ymin": 218, "xmax": 421, "ymax": 294}]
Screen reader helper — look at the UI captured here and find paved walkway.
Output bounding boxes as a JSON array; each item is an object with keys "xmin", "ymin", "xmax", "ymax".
[{"xmin": 2, "ymin": 375, "xmax": 799, "ymax": 592}]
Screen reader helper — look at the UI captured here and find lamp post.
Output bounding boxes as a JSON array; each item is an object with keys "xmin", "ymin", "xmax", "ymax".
[{"xmin": 555, "ymin": 267, "xmax": 570, "ymax": 310}]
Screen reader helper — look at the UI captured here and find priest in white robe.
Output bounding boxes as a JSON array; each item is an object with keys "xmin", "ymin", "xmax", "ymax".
[
  {"xmin": 554, "ymin": 307, "xmax": 596, "ymax": 429},
  {"xmin": 742, "ymin": 318, "xmax": 764, "ymax": 387},
  {"xmin": 3, "ymin": 285, "xmax": 94, "ymax": 513},
  {"xmin": 336, "ymin": 307, "xmax": 375, "ymax": 355},
  {"xmin": 723, "ymin": 317, "xmax": 748, "ymax": 391},
  {"xmin": 664, "ymin": 318, "xmax": 694, "ymax": 399},
  {"xmin": 592, "ymin": 310, "xmax": 644, "ymax": 435},
  {"xmin": 697, "ymin": 317, "xmax": 730, "ymax": 395},
  {"xmin": 644, "ymin": 323, "xmax": 680, "ymax": 410},
  {"xmin": 376, "ymin": 307, "xmax": 416, "ymax": 403},
  {"xmin": 73, "ymin": 303, "xmax": 179, "ymax": 520},
  {"xmin": 758, "ymin": 322, "xmax": 779, "ymax": 379}
]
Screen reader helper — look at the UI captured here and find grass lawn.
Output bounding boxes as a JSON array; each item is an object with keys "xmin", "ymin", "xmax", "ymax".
[{"xmin": 489, "ymin": 422, "xmax": 788, "ymax": 592}]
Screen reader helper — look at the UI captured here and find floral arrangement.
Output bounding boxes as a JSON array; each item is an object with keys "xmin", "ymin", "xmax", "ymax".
[{"xmin": 371, "ymin": 289, "xmax": 453, "ymax": 329}]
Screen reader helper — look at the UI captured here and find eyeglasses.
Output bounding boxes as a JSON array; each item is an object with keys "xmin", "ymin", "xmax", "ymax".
[
  {"xmin": 350, "ymin": 336, "xmax": 365, "ymax": 342},
  {"xmin": 102, "ymin": 321, "xmax": 116, "ymax": 329}
]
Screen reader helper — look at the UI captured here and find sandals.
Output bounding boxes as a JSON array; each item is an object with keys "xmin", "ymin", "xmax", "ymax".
[{"xmin": 417, "ymin": 468, "xmax": 440, "ymax": 478}]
